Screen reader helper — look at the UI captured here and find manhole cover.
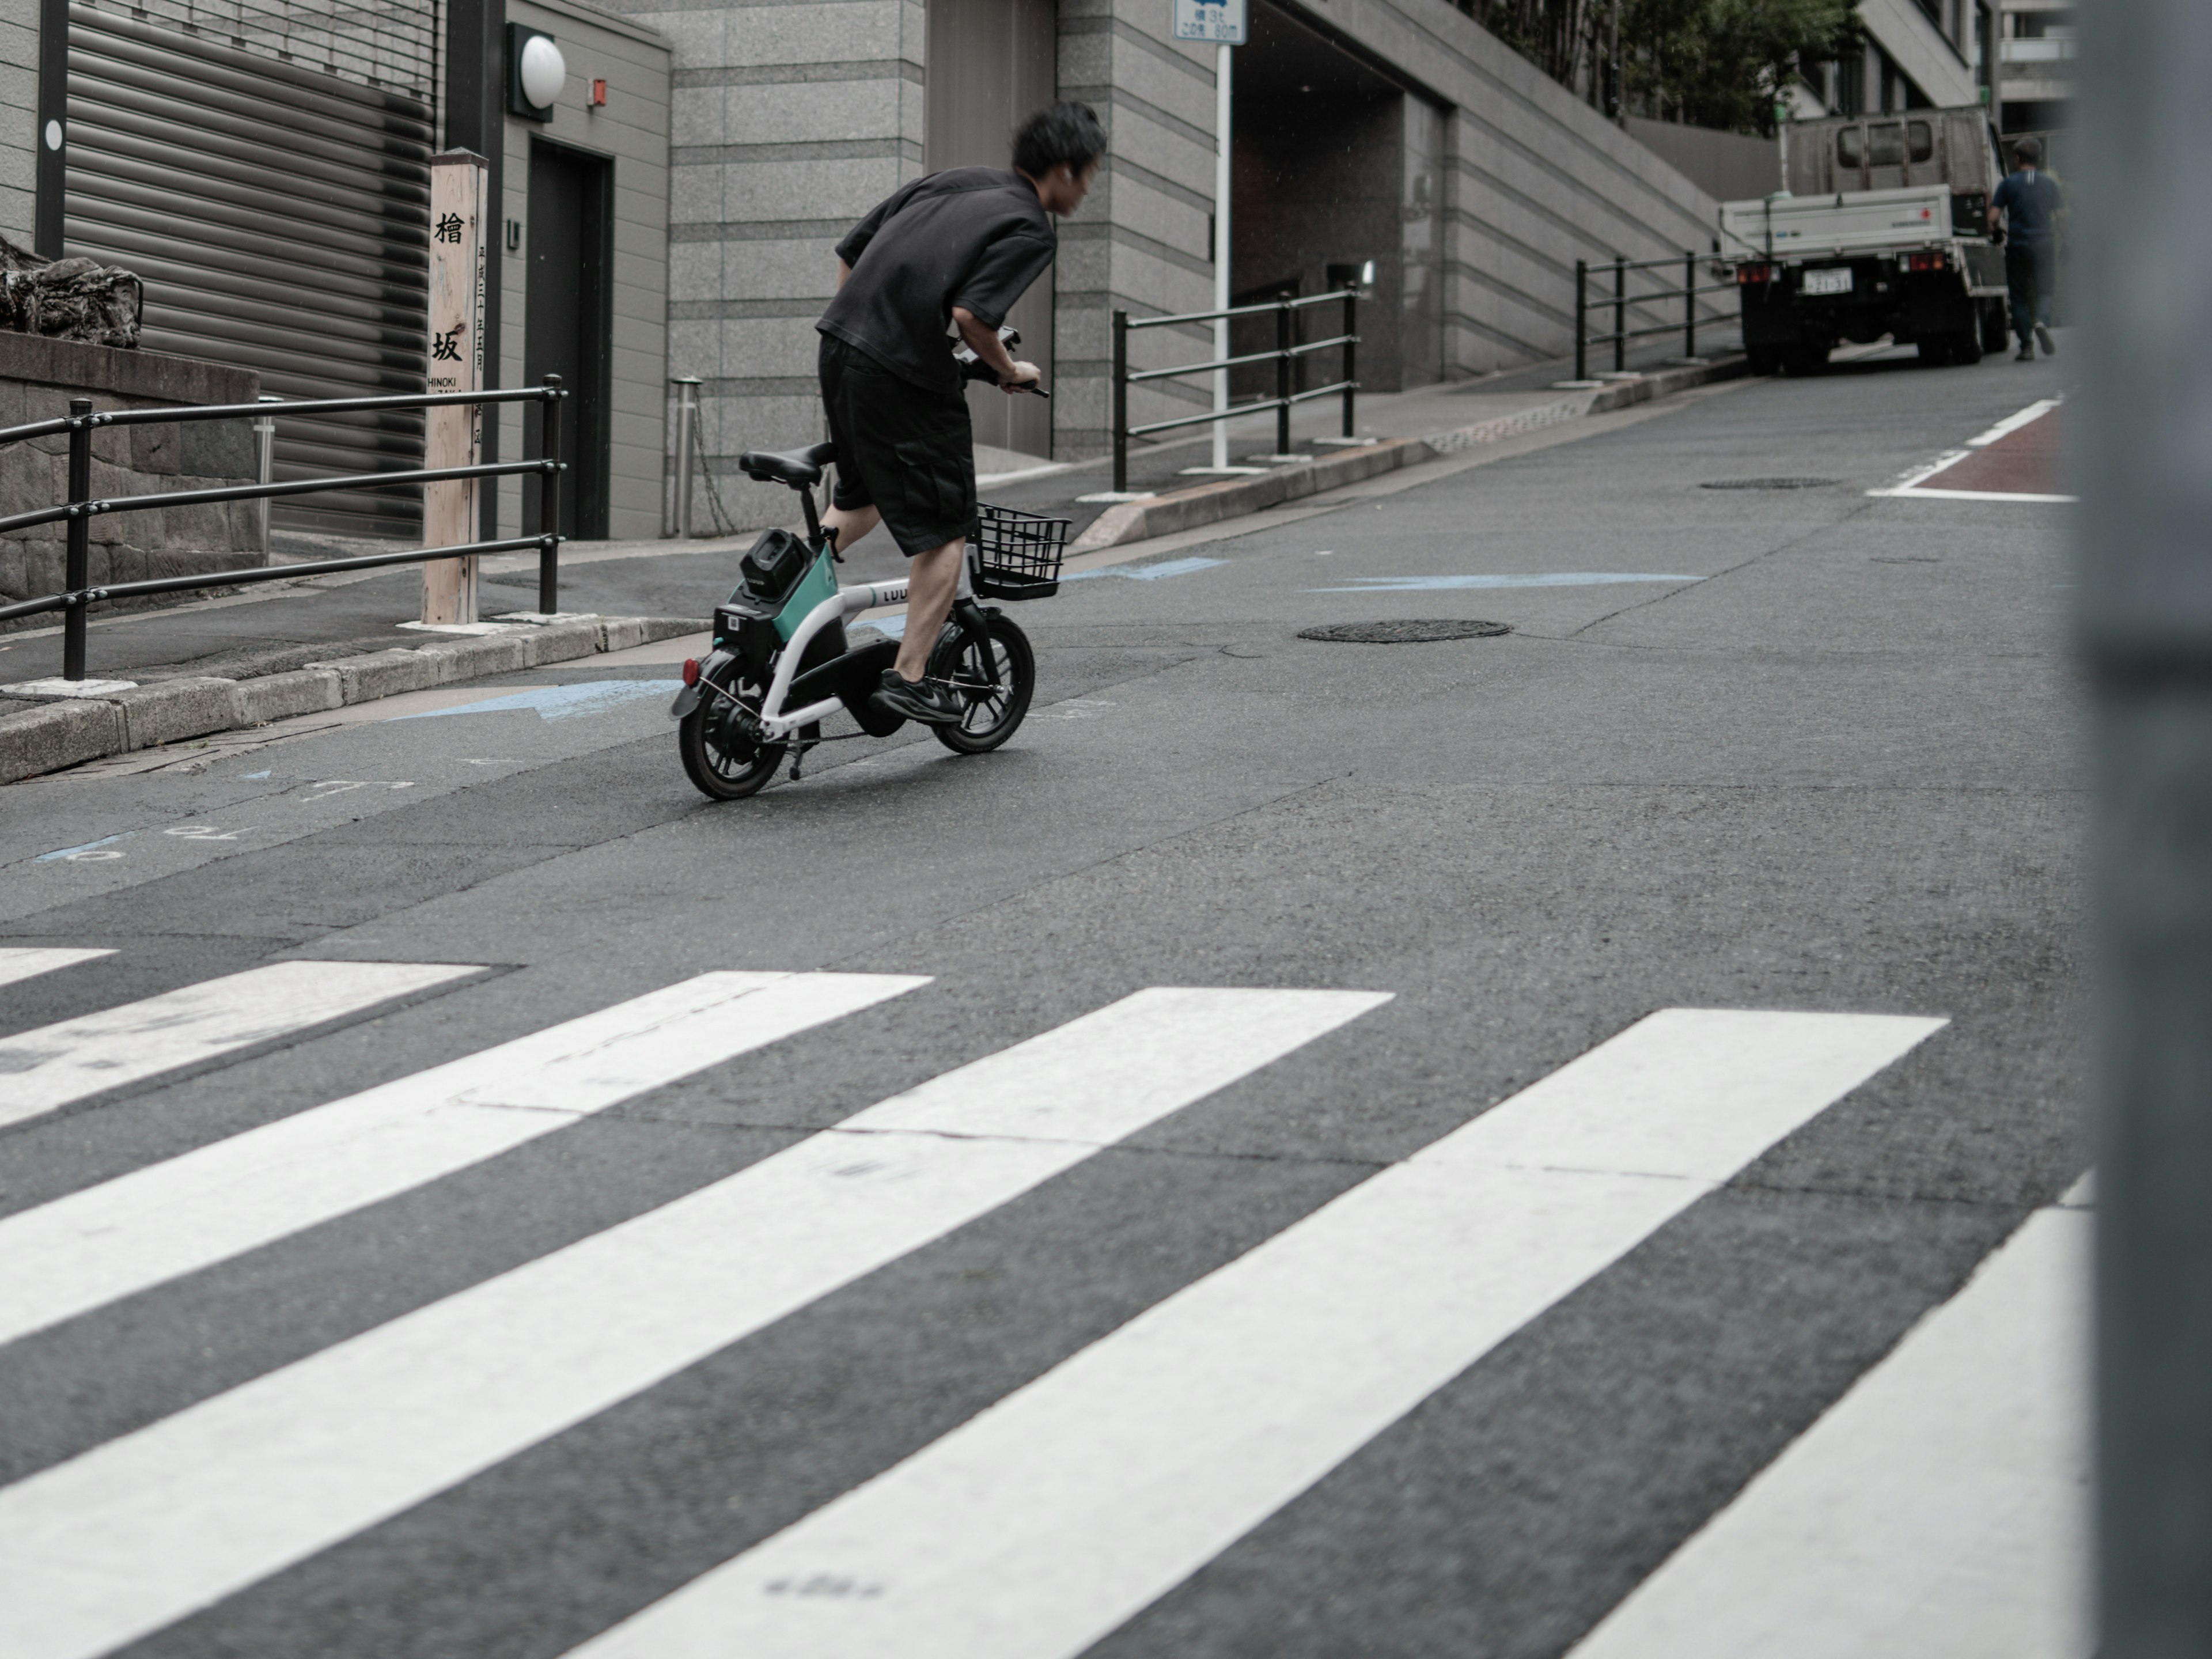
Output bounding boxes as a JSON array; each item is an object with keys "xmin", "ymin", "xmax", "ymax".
[
  {"xmin": 1297, "ymin": 619, "xmax": 1512, "ymax": 644},
  {"xmin": 1698, "ymin": 477, "xmax": 1840, "ymax": 490}
]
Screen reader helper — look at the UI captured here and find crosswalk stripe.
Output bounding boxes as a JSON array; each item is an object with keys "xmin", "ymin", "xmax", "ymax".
[
  {"xmin": 566, "ymin": 1006, "xmax": 1946, "ymax": 1659},
  {"xmin": 0, "ymin": 970, "xmax": 929, "ymax": 1349},
  {"xmin": 1565, "ymin": 1177, "xmax": 2090, "ymax": 1659},
  {"xmin": 0, "ymin": 961, "xmax": 484, "ymax": 1131},
  {"xmin": 0, "ymin": 948, "xmax": 114, "ymax": 991},
  {"xmin": 0, "ymin": 984, "xmax": 1387, "ymax": 1659}
]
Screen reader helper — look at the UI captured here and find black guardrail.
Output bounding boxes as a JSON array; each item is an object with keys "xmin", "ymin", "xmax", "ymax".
[
  {"xmin": 1574, "ymin": 254, "xmax": 1739, "ymax": 380},
  {"xmin": 1111, "ymin": 289, "xmax": 1359, "ymax": 494},
  {"xmin": 0, "ymin": 377, "xmax": 570, "ymax": 682}
]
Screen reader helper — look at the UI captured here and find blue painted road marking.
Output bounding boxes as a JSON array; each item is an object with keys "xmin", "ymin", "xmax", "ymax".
[
  {"xmin": 37, "ymin": 832, "xmax": 135, "ymax": 863},
  {"xmin": 1309, "ymin": 573, "xmax": 1702, "ymax": 592},
  {"xmin": 857, "ymin": 616, "xmax": 907, "ymax": 639},
  {"xmin": 391, "ymin": 681, "xmax": 684, "ymax": 724},
  {"xmin": 1064, "ymin": 556, "xmax": 1226, "ymax": 582},
  {"xmin": 240, "ymin": 771, "xmax": 271, "ymax": 781}
]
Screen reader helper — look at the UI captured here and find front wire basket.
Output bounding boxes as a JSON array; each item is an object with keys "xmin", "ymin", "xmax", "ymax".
[{"xmin": 971, "ymin": 501, "xmax": 1069, "ymax": 600}]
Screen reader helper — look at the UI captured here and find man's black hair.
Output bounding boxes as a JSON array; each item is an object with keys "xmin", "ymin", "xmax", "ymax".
[
  {"xmin": 1013, "ymin": 102, "xmax": 1107, "ymax": 179},
  {"xmin": 2013, "ymin": 137, "xmax": 2042, "ymax": 167}
]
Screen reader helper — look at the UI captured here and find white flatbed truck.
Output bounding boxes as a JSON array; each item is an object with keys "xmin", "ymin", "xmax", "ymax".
[{"xmin": 1720, "ymin": 108, "xmax": 2012, "ymax": 374}]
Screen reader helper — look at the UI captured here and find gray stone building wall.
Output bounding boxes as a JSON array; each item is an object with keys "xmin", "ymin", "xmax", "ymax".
[
  {"xmin": 0, "ymin": 0, "xmax": 31, "ymax": 249},
  {"xmin": 494, "ymin": 0, "xmax": 674, "ymax": 542},
  {"xmin": 1056, "ymin": 0, "xmax": 1217, "ymax": 456},
  {"xmin": 611, "ymin": 0, "xmax": 928, "ymax": 531},
  {"xmin": 0, "ymin": 331, "xmax": 262, "ymax": 616},
  {"xmin": 0, "ymin": 0, "xmax": 32, "ymax": 248}
]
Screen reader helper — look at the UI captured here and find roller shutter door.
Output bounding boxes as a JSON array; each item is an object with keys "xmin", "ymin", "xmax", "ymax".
[{"xmin": 63, "ymin": 0, "xmax": 437, "ymax": 536}]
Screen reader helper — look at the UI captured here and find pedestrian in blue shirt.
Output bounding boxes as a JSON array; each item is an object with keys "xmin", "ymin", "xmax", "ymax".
[{"xmin": 1988, "ymin": 138, "xmax": 2066, "ymax": 361}]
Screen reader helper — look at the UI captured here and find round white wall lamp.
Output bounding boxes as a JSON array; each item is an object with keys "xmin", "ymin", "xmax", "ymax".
[
  {"xmin": 519, "ymin": 35, "xmax": 566, "ymax": 110},
  {"xmin": 43, "ymin": 119, "xmax": 61, "ymax": 151}
]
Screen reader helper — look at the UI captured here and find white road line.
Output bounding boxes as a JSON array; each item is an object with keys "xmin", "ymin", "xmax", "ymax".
[
  {"xmin": 0, "ymin": 971, "xmax": 926, "ymax": 1349},
  {"xmin": 1873, "ymin": 486, "xmax": 2075, "ymax": 504},
  {"xmin": 1967, "ymin": 396, "xmax": 2063, "ymax": 448},
  {"xmin": 0, "ymin": 948, "xmax": 113, "ymax": 990},
  {"xmin": 1566, "ymin": 1176, "xmax": 2091, "ymax": 1659},
  {"xmin": 0, "ymin": 961, "xmax": 483, "ymax": 1131},
  {"xmin": 0, "ymin": 985, "xmax": 1387, "ymax": 1659},
  {"xmin": 569, "ymin": 1006, "xmax": 1945, "ymax": 1659}
]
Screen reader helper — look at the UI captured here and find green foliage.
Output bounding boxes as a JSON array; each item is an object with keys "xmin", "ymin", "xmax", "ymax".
[
  {"xmin": 1459, "ymin": 0, "xmax": 1862, "ymax": 136},
  {"xmin": 1461, "ymin": 0, "xmax": 1593, "ymax": 86},
  {"xmin": 1624, "ymin": 0, "xmax": 1861, "ymax": 133}
]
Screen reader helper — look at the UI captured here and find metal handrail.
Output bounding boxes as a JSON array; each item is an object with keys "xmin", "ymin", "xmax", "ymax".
[
  {"xmin": 0, "ymin": 535, "xmax": 555, "ymax": 624},
  {"xmin": 1124, "ymin": 332, "xmax": 1358, "ymax": 384},
  {"xmin": 1573, "ymin": 253, "xmax": 1741, "ymax": 379},
  {"xmin": 1111, "ymin": 288, "xmax": 1362, "ymax": 492},
  {"xmin": 1126, "ymin": 289, "xmax": 1361, "ymax": 331},
  {"xmin": 0, "ymin": 383, "xmax": 567, "ymax": 449},
  {"xmin": 1127, "ymin": 380, "xmax": 1356, "ymax": 440},
  {"xmin": 5, "ymin": 376, "xmax": 570, "ymax": 682}
]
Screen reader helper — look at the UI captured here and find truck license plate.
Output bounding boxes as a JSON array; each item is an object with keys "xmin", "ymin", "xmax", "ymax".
[{"xmin": 1802, "ymin": 266, "xmax": 1854, "ymax": 296}]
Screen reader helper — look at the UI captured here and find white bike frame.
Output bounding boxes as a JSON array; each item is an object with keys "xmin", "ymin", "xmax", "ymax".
[{"xmin": 750, "ymin": 554, "xmax": 978, "ymax": 741}]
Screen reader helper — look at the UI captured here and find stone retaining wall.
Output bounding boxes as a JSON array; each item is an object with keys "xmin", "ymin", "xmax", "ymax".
[{"xmin": 0, "ymin": 329, "xmax": 263, "ymax": 624}]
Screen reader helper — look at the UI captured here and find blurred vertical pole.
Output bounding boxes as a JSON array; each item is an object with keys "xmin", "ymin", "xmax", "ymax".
[
  {"xmin": 2081, "ymin": 1, "xmax": 2212, "ymax": 1654},
  {"xmin": 1211, "ymin": 40, "xmax": 1232, "ymax": 473}
]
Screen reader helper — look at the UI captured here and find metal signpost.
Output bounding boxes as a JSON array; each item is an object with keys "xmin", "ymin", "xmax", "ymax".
[
  {"xmin": 423, "ymin": 149, "xmax": 488, "ymax": 624},
  {"xmin": 1173, "ymin": 0, "xmax": 1244, "ymax": 471}
]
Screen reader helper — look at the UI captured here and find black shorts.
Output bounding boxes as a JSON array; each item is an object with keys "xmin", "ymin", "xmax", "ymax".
[{"xmin": 819, "ymin": 334, "xmax": 977, "ymax": 557}]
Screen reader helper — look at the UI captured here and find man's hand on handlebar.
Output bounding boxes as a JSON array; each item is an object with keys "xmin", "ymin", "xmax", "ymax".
[{"xmin": 1001, "ymin": 360, "xmax": 1042, "ymax": 396}]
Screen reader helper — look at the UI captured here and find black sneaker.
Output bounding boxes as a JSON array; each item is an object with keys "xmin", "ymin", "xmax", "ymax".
[
  {"xmin": 2035, "ymin": 324, "xmax": 2056, "ymax": 357},
  {"xmin": 874, "ymin": 669, "xmax": 963, "ymax": 726}
]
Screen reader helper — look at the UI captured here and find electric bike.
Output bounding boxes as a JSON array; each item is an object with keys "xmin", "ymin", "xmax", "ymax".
[{"xmin": 669, "ymin": 438, "xmax": 1069, "ymax": 801}]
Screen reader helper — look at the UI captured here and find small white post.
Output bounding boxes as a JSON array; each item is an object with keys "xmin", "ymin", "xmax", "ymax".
[
  {"xmin": 423, "ymin": 149, "xmax": 487, "ymax": 626},
  {"xmin": 1212, "ymin": 40, "xmax": 1232, "ymax": 472}
]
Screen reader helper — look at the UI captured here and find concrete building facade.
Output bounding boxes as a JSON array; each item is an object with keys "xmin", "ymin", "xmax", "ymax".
[
  {"xmin": 0, "ymin": 0, "xmax": 1805, "ymax": 542},
  {"xmin": 1996, "ymin": 0, "xmax": 2072, "ymax": 139},
  {"xmin": 611, "ymin": 0, "xmax": 1728, "ymax": 530}
]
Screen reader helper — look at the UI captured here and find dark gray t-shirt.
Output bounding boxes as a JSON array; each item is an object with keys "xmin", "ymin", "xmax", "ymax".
[{"xmin": 819, "ymin": 168, "xmax": 1056, "ymax": 395}]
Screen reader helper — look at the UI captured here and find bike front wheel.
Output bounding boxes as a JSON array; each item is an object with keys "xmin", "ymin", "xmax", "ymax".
[{"xmin": 932, "ymin": 611, "xmax": 1035, "ymax": 755}]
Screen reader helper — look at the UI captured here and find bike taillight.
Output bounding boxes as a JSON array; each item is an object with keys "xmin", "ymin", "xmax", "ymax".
[{"xmin": 681, "ymin": 658, "xmax": 701, "ymax": 687}]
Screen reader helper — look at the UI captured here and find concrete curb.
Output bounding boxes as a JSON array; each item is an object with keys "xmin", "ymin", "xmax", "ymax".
[
  {"xmin": 0, "ymin": 614, "xmax": 700, "ymax": 784},
  {"xmin": 1072, "ymin": 355, "xmax": 1748, "ymax": 552}
]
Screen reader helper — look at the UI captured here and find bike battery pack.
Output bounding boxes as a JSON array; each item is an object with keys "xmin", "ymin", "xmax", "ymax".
[{"xmin": 738, "ymin": 527, "xmax": 811, "ymax": 608}]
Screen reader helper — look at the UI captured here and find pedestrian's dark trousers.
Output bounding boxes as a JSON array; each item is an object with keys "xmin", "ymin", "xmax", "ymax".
[{"xmin": 2007, "ymin": 238, "xmax": 2058, "ymax": 342}]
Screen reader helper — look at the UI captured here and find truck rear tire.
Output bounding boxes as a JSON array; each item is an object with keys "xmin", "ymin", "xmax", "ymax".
[{"xmin": 1782, "ymin": 343, "xmax": 1831, "ymax": 377}]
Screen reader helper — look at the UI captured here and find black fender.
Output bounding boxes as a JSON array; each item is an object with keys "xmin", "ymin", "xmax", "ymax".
[{"xmin": 670, "ymin": 648, "xmax": 739, "ymax": 719}]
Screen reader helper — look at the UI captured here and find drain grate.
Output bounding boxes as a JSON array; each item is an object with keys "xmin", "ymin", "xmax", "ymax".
[
  {"xmin": 1297, "ymin": 619, "xmax": 1512, "ymax": 644},
  {"xmin": 1698, "ymin": 477, "xmax": 1840, "ymax": 490}
]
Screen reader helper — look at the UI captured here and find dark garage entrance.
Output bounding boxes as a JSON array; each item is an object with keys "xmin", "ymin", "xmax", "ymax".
[
  {"xmin": 525, "ymin": 141, "xmax": 613, "ymax": 539},
  {"xmin": 1231, "ymin": 1, "xmax": 1442, "ymax": 397}
]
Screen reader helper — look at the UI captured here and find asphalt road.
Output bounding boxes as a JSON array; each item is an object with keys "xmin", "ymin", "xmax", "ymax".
[{"xmin": 0, "ymin": 344, "xmax": 2085, "ymax": 1659}]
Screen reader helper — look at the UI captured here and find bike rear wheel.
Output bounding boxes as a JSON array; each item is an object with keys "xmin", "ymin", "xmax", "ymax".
[
  {"xmin": 932, "ymin": 612, "xmax": 1035, "ymax": 755},
  {"xmin": 679, "ymin": 668, "xmax": 786, "ymax": 800}
]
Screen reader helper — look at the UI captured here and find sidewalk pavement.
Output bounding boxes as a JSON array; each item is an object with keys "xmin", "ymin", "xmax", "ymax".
[{"xmin": 1, "ymin": 347, "xmax": 1743, "ymax": 782}]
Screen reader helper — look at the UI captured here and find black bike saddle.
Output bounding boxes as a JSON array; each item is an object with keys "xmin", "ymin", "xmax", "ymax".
[{"xmin": 738, "ymin": 440, "xmax": 839, "ymax": 487}]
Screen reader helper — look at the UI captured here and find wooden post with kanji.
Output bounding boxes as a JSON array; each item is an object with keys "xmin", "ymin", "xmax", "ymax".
[{"xmin": 423, "ymin": 151, "xmax": 487, "ymax": 625}]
